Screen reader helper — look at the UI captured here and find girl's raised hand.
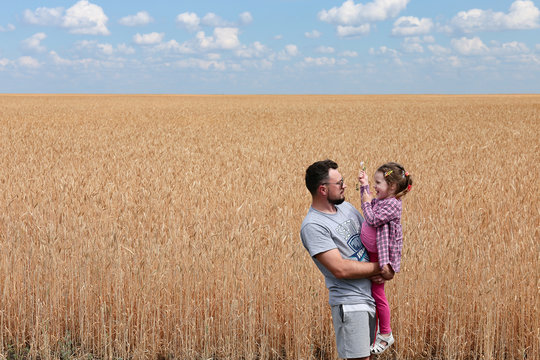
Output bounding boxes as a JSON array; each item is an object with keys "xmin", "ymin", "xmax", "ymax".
[{"xmin": 358, "ymin": 169, "xmax": 369, "ymax": 186}]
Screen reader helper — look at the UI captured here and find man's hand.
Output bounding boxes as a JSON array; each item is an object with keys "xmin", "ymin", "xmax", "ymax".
[
  {"xmin": 381, "ymin": 264, "xmax": 394, "ymax": 280},
  {"xmin": 370, "ymin": 275, "xmax": 386, "ymax": 284}
]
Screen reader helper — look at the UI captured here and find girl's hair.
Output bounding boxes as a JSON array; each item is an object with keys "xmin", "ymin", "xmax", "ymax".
[{"xmin": 377, "ymin": 162, "xmax": 413, "ymax": 199}]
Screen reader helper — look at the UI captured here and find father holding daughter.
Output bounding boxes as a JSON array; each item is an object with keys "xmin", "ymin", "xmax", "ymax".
[{"xmin": 301, "ymin": 159, "xmax": 412, "ymax": 360}]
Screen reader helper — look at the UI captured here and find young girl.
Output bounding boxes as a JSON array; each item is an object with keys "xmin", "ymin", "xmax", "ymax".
[{"xmin": 358, "ymin": 162, "xmax": 412, "ymax": 355}]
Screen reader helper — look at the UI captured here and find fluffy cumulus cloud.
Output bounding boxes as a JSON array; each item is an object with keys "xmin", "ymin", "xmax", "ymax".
[
  {"xmin": 196, "ymin": 28, "xmax": 240, "ymax": 50},
  {"xmin": 275, "ymin": 44, "xmax": 299, "ymax": 60},
  {"xmin": 177, "ymin": 11, "xmax": 252, "ymax": 31},
  {"xmin": 490, "ymin": 41, "xmax": 529, "ymax": 55},
  {"xmin": 201, "ymin": 13, "xmax": 232, "ymax": 27},
  {"xmin": 133, "ymin": 32, "xmax": 164, "ymax": 45},
  {"xmin": 340, "ymin": 50, "xmax": 358, "ymax": 57},
  {"xmin": 428, "ymin": 44, "xmax": 451, "ymax": 55},
  {"xmin": 176, "ymin": 12, "xmax": 200, "ymax": 32},
  {"xmin": 316, "ymin": 46, "xmax": 335, "ymax": 54},
  {"xmin": 337, "ymin": 24, "xmax": 370, "ymax": 37},
  {"xmin": 238, "ymin": 12, "xmax": 253, "ymax": 25},
  {"xmin": 303, "ymin": 57, "xmax": 348, "ymax": 66},
  {"xmin": 235, "ymin": 42, "xmax": 269, "ymax": 58},
  {"xmin": 119, "ymin": 11, "xmax": 153, "ymax": 26},
  {"xmin": 284, "ymin": 44, "xmax": 299, "ymax": 57},
  {"xmin": 451, "ymin": 36, "xmax": 489, "ymax": 55},
  {"xmin": 392, "ymin": 16, "xmax": 433, "ymax": 36},
  {"xmin": 319, "ymin": 0, "xmax": 409, "ymax": 25},
  {"xmin": 305, "ymin": 30, "xmax": 322, "ymax": 39},
  {"xmin": 23, "ymin": 6, "xmax": 64, "ymax": 26},
  {"xmin": 23, "ymin": 1, "xmax": 109, "ymax": 35},
  {"xmin": 154, "ymin": 40, "xmax": 194, "ymax": 54},
  {"xmin": 62, "ymin": 0, "xmax": 109, "ymax": 35},
  {"xmin": 22, "ymin": 33, "xmax": 47, "ymax": 52},
  {"xmin": 0, "ymin": 58, "xmax": 11, "ymax": 69},
  {"xmin": 451, "ymin": 0, "xmax": 540, "ymax": 33},
  {"xmin": 0, "ymin": 23, "xmax": 16, "ymax": 32},
  {"xmin": 174, "ymin": 58, "xmax": 226, "ymax": 71},
  {"xmin": 76, "ymin": 40, "xmax": 135, "ymax": 55},
  {"xmin": 18, "ymin": 56, "xmax": 41, "ymax": 68}
]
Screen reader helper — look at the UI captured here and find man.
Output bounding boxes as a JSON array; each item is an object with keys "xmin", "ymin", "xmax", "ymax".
[{"xmin": 300, "ymin": 159, "xmax": 393, "ymax": 360}]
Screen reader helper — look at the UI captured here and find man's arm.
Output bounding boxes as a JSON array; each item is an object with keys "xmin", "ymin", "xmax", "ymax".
[{"xmin": 315, "ymin": 248, "xmax": 382, "ymax": 279}]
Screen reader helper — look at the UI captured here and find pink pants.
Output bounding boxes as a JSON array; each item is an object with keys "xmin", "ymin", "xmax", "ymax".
[{"xmin": 369, "ymin": 251, "xmax": 392, "ymax": 334}]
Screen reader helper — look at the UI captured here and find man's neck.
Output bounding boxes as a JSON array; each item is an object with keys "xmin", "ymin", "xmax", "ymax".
[{"xmin": 311, "ymin": 198, "xmax": 338, "ymax": 214}]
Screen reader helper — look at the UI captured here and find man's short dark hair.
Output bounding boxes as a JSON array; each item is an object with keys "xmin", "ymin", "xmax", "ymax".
[{"xmin": 305, "ymin": 159, "xmax": 338, "ymax": 195}]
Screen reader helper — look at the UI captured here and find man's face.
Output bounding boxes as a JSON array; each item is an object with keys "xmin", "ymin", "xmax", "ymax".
[{"xmin": 324, "ymin": 168, "xmax": 346, "ymax": 205}]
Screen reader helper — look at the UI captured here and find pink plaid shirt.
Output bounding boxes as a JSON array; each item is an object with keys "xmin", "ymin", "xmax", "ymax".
[{"xmin": 361, "ymin": 196, "xmax": 403, "ymax": 273}]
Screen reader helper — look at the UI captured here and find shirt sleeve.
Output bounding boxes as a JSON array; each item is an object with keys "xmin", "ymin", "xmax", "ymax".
[
  {"xmin": 300, "ymin": 222, "xmax": 337, "ymax": 258},
  {"xmin": 361, "ymin": 198, "xmax": 401, "ymax": 228},
  {"xmin": 376, "ymin": 223, "xmax": 391, "ymax": 270}
]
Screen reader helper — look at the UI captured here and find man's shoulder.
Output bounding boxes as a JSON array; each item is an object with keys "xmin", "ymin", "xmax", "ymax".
[{"xmin": 337, "ymin": 201, "xmax": 363, "ymax": 217}]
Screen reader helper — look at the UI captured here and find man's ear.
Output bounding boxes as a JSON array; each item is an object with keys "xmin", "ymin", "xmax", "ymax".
[{"xmin": 317, "ymin": 184, "xmax": 328, "ymax": 197}]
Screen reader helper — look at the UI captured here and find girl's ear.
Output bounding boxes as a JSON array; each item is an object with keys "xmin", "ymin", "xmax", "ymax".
[{"xmin": 389, "ymin": 183, "xmax": 398, "ymax": 195}]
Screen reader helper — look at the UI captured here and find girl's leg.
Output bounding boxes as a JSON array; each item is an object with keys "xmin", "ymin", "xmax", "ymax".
[{"xmin": 371, "ymin": 282, "xmax": 391, "ymax": 334}]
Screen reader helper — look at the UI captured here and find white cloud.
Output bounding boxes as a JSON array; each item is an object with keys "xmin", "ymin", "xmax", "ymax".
[
  {"xmin": 23, "ymin": 6, "xmax": 64, "ymax": 26},
  {"xmin": 174, "ymin": 58, "xmax": 226, "ymax": 71},
  {"xmin": 239, "ymin": 12, "xmax": 253, "ymax": 25},
  {"xmin": 275, "ymin": 44, "xmax": 299, "ymax": 60},
  {"xmin": 490, "ymin": 41, "xmax": 530, "ymax": 55},
  {"xmin": 303, "ymin": 57, "xmax": 348, "ymax": 66},
  {"xmin": 154, "ymin": 40, "xmax": 194, "ymax": 54},
  {"xmin": 369, "ymin": 46, "xmax": 400, "ymax": 57},
  {"xmin": 236, "ymin": 42, "xmax": 269, "ymax": 58},
  {"xmin": 0, "ymin": 58, "xmax": 10, "ymax": 69},
  {"xmin": 97, "ymin": 43, "xmax": 114, "ymax": 55},
  {"xmin": 201, "ymin": 13, "xmax": 232, "ymax": 27},
  {"xmin": 0, "ymin": 24, "xmax": 16, "ymax": 32},
  {"xmin": 274, "ymin": 35, "xmax": 283, "ymax": 40},
  {"xmin": 402, "ymin": 37, "xmax": 424, "ymax": 53},
  {"xmin": 49, "ymin": 50, "xmax": 73, "ymax": 66},
  {"xmin": 76, "ymin": 40, "xmax": 136, "ymax": 56},
  {"xmin": 177, "ymin": 12, "xmax": 200, "ymax": 32},
  {"xmin": 318, "ymin": 0, "xmax": 409, "ymax": 25},
  {"xmin": 117, "ymin": 44, "xmax": 136, "ymax": 55},
  {"xmin": 23, "ymin": 1, "xmax": 109, "ymax": 35},
  {"xmin": 196, "ymin": 28, "xmax": 240, "ymax": 50},
  {"xmin": 305, "ymin": 30, "xmax": 322, "ymax": 39},
  {"xmin": 451, "ymin": 0, "xmax": 540, "ymax": 33},
  {"xmin": 392, "ymin": 16, "xmax": 433, "ymax": 36},
  {"xmin": 304, "ymin": 57, "xmax": 337, "ymax": 66},
  {"xmin": 134, "ymin": 32, "xmax": 164, "ymax": 45},
  {"xmin": 23, "ymin": 33, "xmax": 47, "ymax": 52},
  {"xmin": 337, "ymin": 24, "xmax": 370, "ymax": 37},
  {"xmin": 537, "ymin": 44, "xmax": 540, "ymax": 51},
  {"xmin": 119, "ymin": 11, "xmax": 153, "ymax": 26},
  {"xmin": 451, "ymin": 36, "xmax": 489, "ymax": 55},
  {"xmin": 316, "ymin": 46, "xmax": 335, "ymax": 54},
  {"xmin": 427, "ymin": 44, "xmax": 451, "ymax": 55},
  {"xmin": 63, "ymin": 0, "xmax": 109, "ymax": 35},
  {"xmin": 285, "ymin": 44, "xmax": 299, "ymax": 57},
  {"xmin": 340, "ymin": 50, "xmax": 358, "ymax": 57},
  {"xmin": 18, "ymin": 56, "xmax": 41, "ymax": 68}
]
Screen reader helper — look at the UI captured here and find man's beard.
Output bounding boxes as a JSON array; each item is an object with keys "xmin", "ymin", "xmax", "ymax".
[{"xmin": 329, "ymin": 196, "xmax": 345, "ymax": 205}]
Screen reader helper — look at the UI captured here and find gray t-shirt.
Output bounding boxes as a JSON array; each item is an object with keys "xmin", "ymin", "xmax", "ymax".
[{"xmin": 300, "ymin": 201, "xmax": 375, "ymax": 307}]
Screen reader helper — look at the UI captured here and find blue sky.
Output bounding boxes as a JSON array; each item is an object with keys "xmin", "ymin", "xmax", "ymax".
[{"xmin": 1, "ymin": 0, "xmax": 539, "ymax": 94}]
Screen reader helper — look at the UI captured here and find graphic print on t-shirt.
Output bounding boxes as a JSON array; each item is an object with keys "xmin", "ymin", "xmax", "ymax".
[{"xmin": 336, "ymin": 219, "xmax": 370, "ymax": 262}]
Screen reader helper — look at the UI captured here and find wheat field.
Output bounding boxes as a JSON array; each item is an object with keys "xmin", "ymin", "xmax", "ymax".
[{"xmin": 0, "ymin": 95, "xmax": 538, "ymax": 359}]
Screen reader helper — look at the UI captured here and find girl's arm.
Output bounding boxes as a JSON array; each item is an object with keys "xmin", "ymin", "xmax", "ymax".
[{"xmin": 361, "ymin": 198, "xmax": 401, "ymax": 228}]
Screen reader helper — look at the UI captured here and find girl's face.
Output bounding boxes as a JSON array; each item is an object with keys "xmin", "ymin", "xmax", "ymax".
[{"xmin": 373, "ymin": 171, "xmax": 395, "ymax": 200}]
